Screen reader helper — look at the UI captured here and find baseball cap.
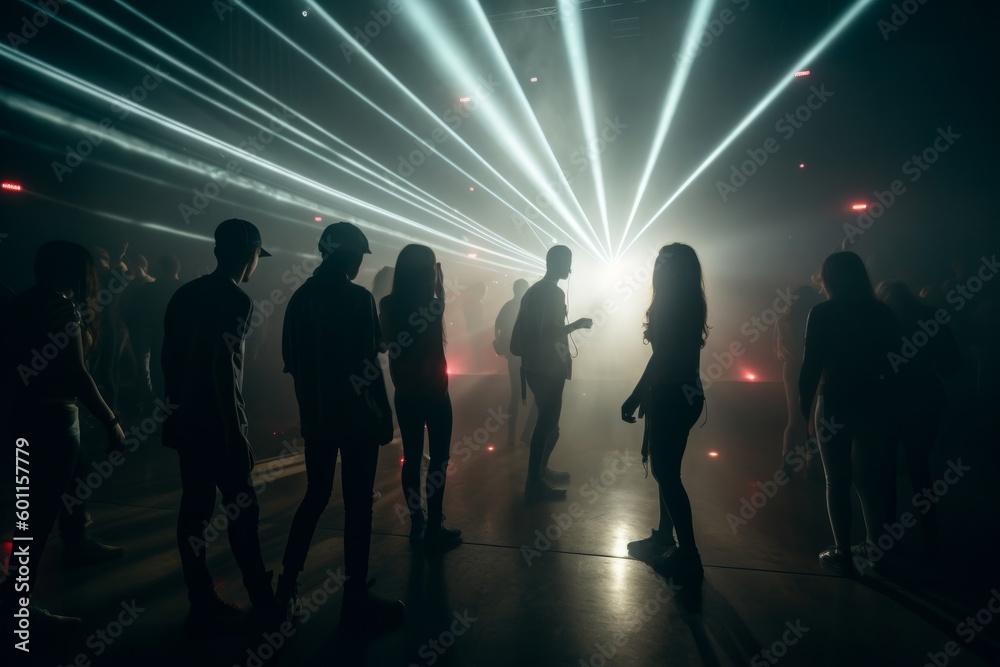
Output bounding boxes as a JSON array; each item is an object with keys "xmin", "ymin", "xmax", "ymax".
[
  {"xmin": 215, "ymin": 218, "xmax": 271, "ymax": 257},
  {"xmin": 319, "ymin": 222, "xmax": 371, "ymax": 256}
]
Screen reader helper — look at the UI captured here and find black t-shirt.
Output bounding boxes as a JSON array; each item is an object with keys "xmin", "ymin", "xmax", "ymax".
[
  {"xmin": 494, "ymin": 298, "xmax": 519, "ymax": 358},
  {"xmin": 379, "ymin": 294, "xmax": 448, "ymax": 395},
  {"xmin": 283, "ymin": 268, "xmax": 388, "ymax": 440},
  {"xmin": 510, "ymin": 279, "xmax": 570, "ymax": 378},
  {"xmin": 161, "ymin": 272, "xmax": 252, "ymax": 447}
]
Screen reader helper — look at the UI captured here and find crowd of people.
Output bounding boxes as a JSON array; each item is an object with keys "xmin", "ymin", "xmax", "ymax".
[{"xmin": 1, "ymin": 217, "xmax": 995, "ymax": 648}]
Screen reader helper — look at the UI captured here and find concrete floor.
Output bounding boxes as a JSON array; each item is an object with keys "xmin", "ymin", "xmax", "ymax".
[{"xmin": 12, "ymin": 377, "xmax": 1000, "ymax": 666}]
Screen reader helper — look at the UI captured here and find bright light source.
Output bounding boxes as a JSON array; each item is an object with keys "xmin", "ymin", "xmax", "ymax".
[
  {"xmin": 745, "ymin": 373, "xmax": 756, "ymax": 381},
  {"xmin": 467, "ymin": 253, "xmax": 478, "ymax": 258},
  {"xmin": 529, "ymin": 76, "xmax": 538, "ymax": 83},
  {"xmin": 1, "ymin": 181, "xmax": 23, "ymax": 192},
  {"xmin": 399, "ymin": 457, "xmax": 405, "ymax": 464},
  {"xmin": 708, "ymin": 451, "xmax": 719, "ymax": 458},
  {"xmin": 458, "ymin": 96, "xmax": 471, "ymax": 103},
  {"xmin": 314, "ymin": 215, "xmax": 323, "ymax": 222},
  {"xmin": 794, "ymin": 69, "xmax": 811, "ymax": 77},
  {"xmin": 469, "ymin": 186, "xmax": 475, "ymax": 191},
  {"xmin": 487, "ymin": 445, "xmax": 495, "ymax": 452},
  {"xmin": 551, "ymin": 237, "xmax": 557, "ymax": 243},
  {"xmin": 851, "ymin": 203, "xmax": 868, "ymax": 211},
  {"xmin": 302, "ymin": 10, "xmax": 308, "ymax": 17},
  {"xmin": 798, "ymin": 163, "xmax": 805, "ymax": 169}
]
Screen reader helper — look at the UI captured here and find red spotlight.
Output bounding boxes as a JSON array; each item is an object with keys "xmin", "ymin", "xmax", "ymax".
[
  {"xmin": 314, "ymin": 215, "xmax": 323, "ymax": 222},
  {"xmin": 794, "ymin": 70, "xmax": 811, "ymax": 78},
  {"xmin": 851, "ymin": 203, "xmax": 868, "ymax": 211},
  {"xmin": 529, "ymin": 76, "xmax": 538, "ymax": 83},
  {"xmin": 400, "ymin": 457, "xmax": 405, "ymax": 464},
  {"xmin": 745, "ymin": 372, "xmax": 756, "ymax": 381},
  {"xmin": 2, "ymin": 181, "xmax": 23, "ymax": 192},
  {"xmin": 708, "ymin": 451, "xmax": 719, "ymax": 458},
  {"xmin": 798, "ymin": 163, "xmax": 805, "ymax": 169},
  {"xmin": 459, "ymin": 96, "xmax": 471, "ymax": 103},
  {"xmin": 469, "ymin": 186, "xmax": 475, "ymax": 192},
  {"xmin": 487, "ymin": 445, "xmax": 495, "ymax": 452}
]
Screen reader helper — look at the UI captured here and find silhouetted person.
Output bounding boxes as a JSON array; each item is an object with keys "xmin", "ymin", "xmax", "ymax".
[
  {"xmin": 877, "ymin": 281, "xmax": 962, "ymax": 551},
  {"xmin": 462, "ymin": 281, "xmax": 488, "ymax": 374},
  {"xmin": 800, "ymin": 251, "xmax": 898, "ymax": 574},
  {"xmin": 380, "ymin": 245, "xmax": 463, "ymax": 552},
  {"xmin": 276, "ymin": 223, "xmax": 404, "ymax": 633},
  {"xmin": 161, "ymin": 219, "xmax": 276, "ymax": 635},
  {"xmin": 510, "ymin": 246, "xmax": 592, "ymax": 501},
  {"xmin": 622, "ymin": 244, "xmax": 708, "ymax": 579},
  {"xmin": 117, "ymin": 254, "xmax": 155, "ymax": 408},
  {"xmin": 494, "ymin": 279, "xmax": 536, "ymax": 447},
  {"xmin": 775, "ymin": 285, "xmax": 823, "ymax": 478},
  {"xmin": 0, "ymin": 242, "xmax": 126, "ymax": 631},
  {"xmin": 129, "ymin": 255, "xmax": 181, "ymax": 401},
  {"xmin": 371, "ymin": 265, "xmax": 395, "ymax": 305}
]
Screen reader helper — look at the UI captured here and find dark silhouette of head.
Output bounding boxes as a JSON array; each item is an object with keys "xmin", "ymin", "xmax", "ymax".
[
  {"xmin": 545, "ymin": 245, "xmax": 572, "ymax": 280},
  {"xmin": 645, "ymin": 243, "xmax": 708, "ymax": 348},
  {"xmin": 513, "ymin": 279, "xmax": 529, "ymax": 297},
  {"xmin": 34, "ymin": 240, "xmax": 100, "ymax": 340},
  {"xmin": 319, "ymin": 222, "xmax": 370, "ymax": 280},
  {"xmin": 876, "ymin": 281, "xmax": 923, "ymax": 324},
  {"xmin": 214, "ymin": 218, "xmax": 270, "ymax": 283},
  {"xmin": 391, "ymin": 244, "xmax": 436, "ymax": 306},
  {"xmin": 154, "ymin": 255, "xmax": 181, "ymax": 280},
  {"xmin": 819, "ymin": 251, "xmax": 874, "ymax": 300}
]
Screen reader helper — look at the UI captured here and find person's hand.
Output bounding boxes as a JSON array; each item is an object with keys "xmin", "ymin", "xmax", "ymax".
[
  {"xmin": 621, "ymin": 393, "xmax": 643, "ymax": 423},
  {"xmin": 573, "ymin": 317, "xmax": 593, "ymax": 331},
  {"xmin": 106, "ymin": 422, "xmax": 126, "ymax": 453}
]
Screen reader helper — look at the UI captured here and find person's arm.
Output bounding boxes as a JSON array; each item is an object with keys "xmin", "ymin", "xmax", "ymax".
[
  {"xmin": 798, "ymin": 307, "xmax": 823, "ymax": 417},
  {"xmin": 213, "ymin": 299, "xmax": 250, "ymax": 452},
  {"xmin": 58, "ymin": 312, "xmax": 125, "ymax": 451},
  {"xmin": 621, "ymin": 350, "xmax": 659, "ymax": 423}
]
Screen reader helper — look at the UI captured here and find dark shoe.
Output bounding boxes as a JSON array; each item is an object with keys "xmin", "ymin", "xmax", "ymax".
[
  {"xmin": 524, "ymin": 476, "xmax": 567, "ymax": 502},
  {"xmin": 409, "ymin": 510, "xmax": 426, "ymax": 545},
  {"xmin": 340, "ymin": 579, "xmax": 405, "ymax": 637},
  {"xmin": 425, "ymin": 517, "xmax": 462, "ymax": 553},
  {"xmin": 652, "ymin": 547, "xmax": 703, "ymax": 579},
  {"xmin": 184, "ymin": 592, "xmax": 244, "ymax": 638},
  {"xmin": 61, "ymin": 538, "xmax": 126, "ymax": 568},
  {"xmin": 627, "ymin": 529, "xmax": 677, "ymax": 563},
  {"xmin": 275, "ymin": 573, "xmax": 300, "ymax": 619},
  {"xmin": 542, "ymin": 466, "xmax": 571, "ymax": 484},
  {"xmin": 28, "ymin": 605, "xmax": 83, "ymax": 630},
  {"xmin": 819, "ymin": 547, "xmax": 852, "ymax": 575}
]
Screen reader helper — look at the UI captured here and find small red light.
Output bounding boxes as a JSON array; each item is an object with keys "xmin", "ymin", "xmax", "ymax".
[
  {"xmin": 745, "ymin": 373, "xmax": 756, "ymax": 381},
  {"xmin": 708, "ymin": 451, "xmax": 719, "ymax": 458},
  {"xmin": 487, "ymin": 445, "xmax": 495, "ymax": 452},
  {"xmin": 467, "ymin": 253, "xmax": 477, "ymax": 258},
  {"xmin": 2, "ymin": 182, "xmax": 23, "ymax": 192},
  {"xmin": 459, "ymin": 96, "xmax": 471, "ymax": 103},
  {"xmin": 400, "ymin": 457, "xmax": 405, "ymax": 464},
  {"xmin": 851, "ymin": 203, "xmax": 868, "ymax": 211},
  {"xmin": 794, "ymin": 70, "xmax": 811, "ymax": 78},
  {"xmin": 530, "ymin": 77, "xmax": 538, "ymax": 83},
  {"xmin": 798, "ymin": 163, "xmax": 805, "ymax": 169},
  {"xmin": 469, "ymin": 186, "xmax": 475, "ymax": 192},
  {"xmin": 314, "ymin": 216, "xmax": 322, "ymax": 222}
]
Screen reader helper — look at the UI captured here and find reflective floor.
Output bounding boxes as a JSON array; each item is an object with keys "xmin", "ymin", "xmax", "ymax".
[{"xmin": 18, "ymin": 377, "xmax": 1000, "ymax": 666}]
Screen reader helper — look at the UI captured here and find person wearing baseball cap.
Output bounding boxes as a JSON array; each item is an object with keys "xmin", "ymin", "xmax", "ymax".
[
  {"xmin": 277, "ymin": 221, "xmax": 405, "ymax": 634},
  {"xmin": 161, "ymin": 219, "xmax": 278, "ymax": 635}
]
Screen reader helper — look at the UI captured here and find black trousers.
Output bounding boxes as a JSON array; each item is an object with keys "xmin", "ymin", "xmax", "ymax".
[
  {"xmin": 525, "ymin": 372, "xmax": 566, "ymax": 478},
  {"xmin": 281, "ymin": 439, "xmax": 378, "ymax": 590},
  {"xmin": 395, "ymin": 389, "xmax": 452, "ymax": 521},
  {"xmin": 175, "ymin": 442, "xmax": 267, "ymax": 603}
]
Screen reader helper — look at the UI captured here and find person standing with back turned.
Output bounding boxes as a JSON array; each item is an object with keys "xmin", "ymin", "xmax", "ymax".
[{"xmin": 510, "ymin": 246, "xmax": 592, "ymax": 501}]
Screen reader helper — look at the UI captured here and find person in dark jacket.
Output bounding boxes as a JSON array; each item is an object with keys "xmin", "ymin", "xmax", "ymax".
[{"xmin": 276, "ymin": 222, "xmax": 404, "ymax": 634}]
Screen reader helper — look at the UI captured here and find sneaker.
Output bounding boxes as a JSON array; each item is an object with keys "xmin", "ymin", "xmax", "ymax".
[
  {"xmin": 627, "ymin": 529, "xmax": 677, "ymax": 563},
  {"xmin": 524, "ymin": 476, "xmax": 567, "ymax": 502},
  {"xmin": 409, "ymin": 510, "xmax": 426, "ymax": 545},
  {"xmin": 275, "ymin": 573, "xmax": 300, "ymax": 619},
  {"xmin": 652, "ymin": 547, "xmax": 703, "ymax": 579},
  {"xmin": 818, "ymin": 547, "xmax": 852, "ymax": 575},
  {"xmin": 61, "ymin": 538, "xmax": 126, "ymax": 568},
  {"xmin": 425, "ymin": 517, "xmax": 462, "ymax": 553},
  {"xmin": 542, "ymin": 466, "xmax": 571, "ymax": 484},
  {"xmin": 184, "ymin": 591, "xmax": 244, "ymax": 637},
  {"xmin": 340, "ymin": 579, "xmax": 405, "ymax": 637}
]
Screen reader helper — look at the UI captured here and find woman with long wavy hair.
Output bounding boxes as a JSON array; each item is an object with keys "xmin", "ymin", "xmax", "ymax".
[
  {"xmin": 379, "ymin": 245, "xmax": 462, "ymax": 552},
  {"xmin": 622, "ymin": 243, "xmax": 708, "ymax": 579}
]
